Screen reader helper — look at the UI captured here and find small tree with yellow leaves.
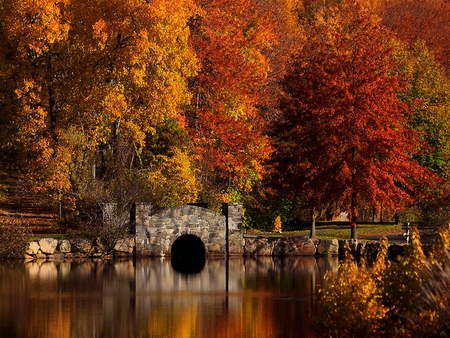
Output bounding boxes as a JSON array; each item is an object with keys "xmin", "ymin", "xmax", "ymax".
[{"xmin": 273, "ymin": 215, "xmax": 282, "ymax": 233}]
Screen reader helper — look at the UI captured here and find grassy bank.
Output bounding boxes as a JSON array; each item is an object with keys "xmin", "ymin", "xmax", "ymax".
[{"xmin": 245, "ymin": 223, "xmax": 406, "ymax": 242}]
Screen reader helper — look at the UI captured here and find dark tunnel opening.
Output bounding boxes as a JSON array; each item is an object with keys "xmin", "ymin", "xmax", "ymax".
[{"xmin": 170, "ymin": 234, "xmax": 206, "ymax": 274}]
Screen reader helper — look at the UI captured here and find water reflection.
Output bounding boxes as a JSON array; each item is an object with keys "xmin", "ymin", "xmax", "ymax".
[{"xmin": 0, "ymin": 257, "xmax": 338, "ymax": 338}]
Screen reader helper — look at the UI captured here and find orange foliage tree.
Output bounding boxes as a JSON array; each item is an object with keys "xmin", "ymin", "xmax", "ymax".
[
  {"xmin": 275, "ymin": 0, "xmax": 435, "ymax": 238},
  {"xmin": 187, "ymin": 0, "xmax": 290, "ymax": 206},
  {"xmin": 0, "ymin": 0, "xmax": 301, "ymax": 218},
  {"xmin": 0, "ymin": 0, "xmax": 200, "ymax": 212}
]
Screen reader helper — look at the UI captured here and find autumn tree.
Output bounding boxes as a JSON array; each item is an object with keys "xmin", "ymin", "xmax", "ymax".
[
  {"xmin": 392, "ymin": 41, "xmax": 450, "ymax": 179},
  {"xmin": 187, "ymin": 0, "xmax": 286, "ymax": 207},
  {"xmin": 0, "ymin": 0, "xmax": 73, "ymax": 201},
  {"xmin": 392, "ymin": 41, "xmax": 450, "ymax": 226},
  {"xmin": 377, "ymin": 0, "xmax": 450, "ymax": 75},
  {"xmin": 68, "ymin": 0, "xmax": 201, "ymax": 208},
  {"xmin": 0, "ymin": 0, "xmax": 200, "ymax": 219},
  {"xmin": 275, "ymin": 0, "xmax": 434, "ymax": 238}
]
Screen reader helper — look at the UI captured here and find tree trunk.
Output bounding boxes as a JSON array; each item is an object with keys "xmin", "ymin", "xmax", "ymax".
[
  {"xmin": 380, "ymin": 203, "xmax": 383, "ymax": 223},
  {"xmin": 309, "ymin": 208, "xmax": 316, "ymax": 239},
  {"xmin": 349, "ymin": 146, "xmax": 358, "ymax": 239},
  {"xmin": 350, "ymin": 223, "xmax": 357, "ymax": 239},
  {"xmin": 350, "ymin": 193, "xmax": 357, "ymax": 239}
]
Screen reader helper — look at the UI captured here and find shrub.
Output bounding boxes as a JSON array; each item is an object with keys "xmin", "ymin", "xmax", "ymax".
[
  {"xmin": 314, "ymin": 226, "xmax": 450, "ymax": 337},
  {"xmin": 410, "ymin": 250, "xmax": 450, "ymax": 336},
  {"xmin": 315, "ymin": 240, "xmax": 389, "ymax": 337},
  {"xmin": 0, "ymin": 216, "xmax": 31, "ymax": 260},
  {"xmin": 273, "ymin": 215, "xmax": 282, "ymax": 233},
  {"xmin": 408, "ymin": 223, "xmax": 450, "ymax": 336},
  {"xmin": 92, "ymin": 203, "xmax": 132, "ymax": 254},
  {"xmin": 75, "ymin": 201, "xmax": 133, "ymax": 255}
]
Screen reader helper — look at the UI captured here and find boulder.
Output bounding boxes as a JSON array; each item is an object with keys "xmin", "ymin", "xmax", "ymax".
[
  {"xmin": 338, "ymin": 239, "xmax": 358, "ymax": 257},
  {"xmin": 58, "ymin": 240, "xmax": 71, "ymax": 253},
  {"xmin": 35, "ymin": 252, "xmax": 48, "ymax": 260},
  {"xmin": 359, "ymin": 241, "xmax": 380, "ymax": 259},
  {"xmin": 244, "ymin": 236, "xmax": 275, "ymax": 256},
  {"xmin": 114, "ymin": 237, "xmax": 135, "ymax": 254},
  {"xmin": 26, "ymin": 241, "xmax": 40, "ymax": 255},
  {"xmin": 316, "ymin": 239, "xmax": 339, "ymax": 256},
  {"xmin": 70, "ymin": 238, "xmax": 94, "ymax": 254},
  {"xmin": 38, "ymin": 238, "xmax": 58, "ymax": 254},
  {"xmin": 388, "ymin": 243, "xmax": 406, "ymax": 260},
  {"xmin": 273, "ymin": 236, "xmax": 316, "ymax": 256}
]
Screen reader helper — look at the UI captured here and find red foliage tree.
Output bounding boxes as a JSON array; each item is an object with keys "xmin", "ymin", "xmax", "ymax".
[
  {"xmin": 188, "ymin": 0, "xmax": 280, "ymax": 204},
  {"xmin": 275, "ymin": 0, "xmax": 435, "ymax": 238}
]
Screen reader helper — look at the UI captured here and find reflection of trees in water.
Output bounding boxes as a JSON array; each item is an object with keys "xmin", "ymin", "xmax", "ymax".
[
  {"xmin": 0, "ymin": 260, "xmax": 136, "ymax": 338},
  {"xmin": 0, "ymin": 257, "xmax": 335, "ymax": 338}
]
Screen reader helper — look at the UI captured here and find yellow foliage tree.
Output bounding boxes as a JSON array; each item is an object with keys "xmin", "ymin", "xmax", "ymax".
[
  {"xmin": 145, "ymin": 149, "xmax": 199, "ymax": 208},
  {"xmin": 272, "ymin": 215, "xmax": 282, "ymax": 233},
  {"xmin": 0, "ymin": 0, "xmax": 200, "ymax": 210}
]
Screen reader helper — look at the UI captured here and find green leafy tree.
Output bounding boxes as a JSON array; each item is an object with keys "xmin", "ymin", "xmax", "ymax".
[{"xmin": 389, "ymin": 40, "xmax": 450, "ymax": 226}]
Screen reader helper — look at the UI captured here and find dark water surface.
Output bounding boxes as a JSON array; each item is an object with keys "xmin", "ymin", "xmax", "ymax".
[{"xmin": 0, "ymin": 256, "xmax": 338, "ymax": 338}]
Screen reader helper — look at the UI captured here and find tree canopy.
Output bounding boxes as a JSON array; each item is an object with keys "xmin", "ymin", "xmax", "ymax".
[{"xmin": 0, "ymin": 0, "xmax": 449, "ymax": 232}]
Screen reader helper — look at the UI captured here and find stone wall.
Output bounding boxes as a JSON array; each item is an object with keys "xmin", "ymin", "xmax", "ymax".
[
  {"xmin": 135, "ymin": 203, "xmax": 243, "ymax": 257},
  {"xmin": 25, "ymin": 237, "xmax": 135, "ymax": 260},
  {"xmin": 23, "ymin": 235, "xmax": 405, "ymax": 260},
  {"xmin": 243, "ymin": 236, "xmax": 407, "ymax": 259},
  {"xmin": 223, "ymin": 203, "xmax": 244, "ymax": 256}
]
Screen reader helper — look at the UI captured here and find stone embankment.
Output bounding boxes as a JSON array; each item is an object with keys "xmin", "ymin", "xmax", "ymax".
[
  {"xmin": 25, "ymin": 237, "xmax": 135, "ymax": 260},
  {"xmin": 24, "ymin": 235, "xmax": 405, "ymax": 260},
  {"xmin": 243, "ymin": 236, "xmax": 407, "ymax": 259}
]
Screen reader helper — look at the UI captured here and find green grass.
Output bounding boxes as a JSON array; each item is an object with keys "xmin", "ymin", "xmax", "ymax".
[
  {"xmin": 245, "ymin": 223, "xmax": 405, "ymax": 241},
  {"xmin": 29, "ymin": 234, "xmax": 68, "ymax": 241}
]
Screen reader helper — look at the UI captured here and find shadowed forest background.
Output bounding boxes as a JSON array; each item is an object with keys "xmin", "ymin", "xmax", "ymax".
[{"xmin": 1, "ymin": 0, "xmax": 450, "ymax": 237}]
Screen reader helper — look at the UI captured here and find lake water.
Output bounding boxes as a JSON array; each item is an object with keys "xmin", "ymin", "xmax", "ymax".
[{"xmin": 0, "ymin": 256, "xmax": 338, "ymax": 338}]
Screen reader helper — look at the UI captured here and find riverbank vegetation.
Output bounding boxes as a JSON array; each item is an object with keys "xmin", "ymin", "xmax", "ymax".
[
  {"xmin": 1, "ymin": 0, "xmax": 450, "ymax": 238},
  {"xmin": 314, "ymin": 224, "xmax": 450, "ymax": 337}
]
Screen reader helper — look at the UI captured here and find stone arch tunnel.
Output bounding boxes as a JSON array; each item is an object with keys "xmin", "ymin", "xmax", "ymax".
[
  {"xmin": 170, "ymin": 234, "xmax": 206, "ymax": 273},
  {"xmin": 135, "ymin": 203, "xmax": 243, "ymax": 257}
]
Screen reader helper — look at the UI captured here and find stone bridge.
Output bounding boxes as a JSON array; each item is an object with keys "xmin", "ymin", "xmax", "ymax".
[{"xmin": 135, "ymin": 203, "xmax": 243, "ymax": 258}]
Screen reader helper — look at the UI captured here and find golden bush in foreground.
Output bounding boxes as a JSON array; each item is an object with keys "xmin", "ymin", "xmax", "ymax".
[{"xmin": 315, "ymin": 226, "xmax": 450, "ymax": 337}]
